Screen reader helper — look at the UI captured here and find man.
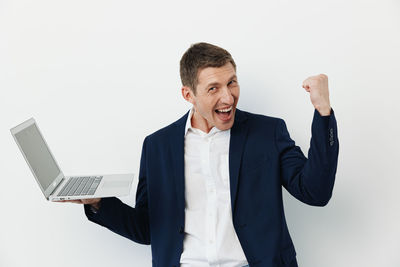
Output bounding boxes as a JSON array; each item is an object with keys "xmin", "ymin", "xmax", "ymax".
[{"xmin": 65, "ymin": 42, "xmax": 339, "ymax": 266}]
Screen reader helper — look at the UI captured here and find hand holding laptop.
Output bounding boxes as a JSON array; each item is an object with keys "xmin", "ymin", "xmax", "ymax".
[{"xmin": 57, "ymin": 198, "xmax": 102, "ymax": 211}]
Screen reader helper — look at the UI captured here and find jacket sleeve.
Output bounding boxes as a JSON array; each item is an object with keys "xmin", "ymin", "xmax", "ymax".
[
  {"xmin": 275, "ymin": 108, "xmax": 339, "ymax": 206},
  {"xmin": 84, "ymin": 137, "xmax": 151, "ymax": 244}
]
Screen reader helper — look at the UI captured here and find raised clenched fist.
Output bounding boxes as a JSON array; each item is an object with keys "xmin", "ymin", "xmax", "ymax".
[{"xmin": 302, "ymin": 74, "xmax": 331, "ymax": 116}]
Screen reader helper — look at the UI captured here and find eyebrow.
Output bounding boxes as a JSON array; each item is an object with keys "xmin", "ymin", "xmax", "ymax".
[{"xmin": 204, "ymin": 75, "xmax": 237, "ymax": 89}]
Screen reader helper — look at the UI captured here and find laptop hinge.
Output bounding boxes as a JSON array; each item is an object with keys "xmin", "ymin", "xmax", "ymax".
[{"xmin": 50, "ymin": 177, "xmax": 65, "ymax": 196}]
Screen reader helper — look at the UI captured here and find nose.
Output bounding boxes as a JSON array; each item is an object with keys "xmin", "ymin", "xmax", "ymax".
[{"xmin": 220, "ymin": 86, "xmax": 234, "ymax": 105}]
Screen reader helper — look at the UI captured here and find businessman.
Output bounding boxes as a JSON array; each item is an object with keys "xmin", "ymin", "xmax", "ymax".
[{"xmin": 65, "ymin": 42, "xmax": 339, "ymax": 266}]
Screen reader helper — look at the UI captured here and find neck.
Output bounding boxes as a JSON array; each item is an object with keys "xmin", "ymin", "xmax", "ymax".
[{"xmin": 191, "ymin": 109, "xmax": 213, "ymax": 133}]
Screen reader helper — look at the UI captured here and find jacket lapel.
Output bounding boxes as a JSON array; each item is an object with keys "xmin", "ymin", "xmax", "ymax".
[
  {"xmin": 171, "ymin": 111, "xmax": 189, "ymax": 223},
  {"xmin": 229, "ymin": 109, "xmax": 248, "ymax": 216}
]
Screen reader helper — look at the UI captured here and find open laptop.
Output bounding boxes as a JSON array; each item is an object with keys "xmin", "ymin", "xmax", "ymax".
[{"xmin": 11, "ymin": 118, "xmax": 134, "ymax": 201}]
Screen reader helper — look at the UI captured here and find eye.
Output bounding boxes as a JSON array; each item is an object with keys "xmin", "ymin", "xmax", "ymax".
[
  {"xmin": 228, "ymin": 80, "xmax": 236, "ymax": 86},
  {"xmin": 208, "ymin": 87, "xmax": 216, "ymax": 92}
]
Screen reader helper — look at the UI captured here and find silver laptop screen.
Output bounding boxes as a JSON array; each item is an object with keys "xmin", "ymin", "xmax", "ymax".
[{"xmin": 14, "ymin": 123, "xmax": 61, "ymax": 191}]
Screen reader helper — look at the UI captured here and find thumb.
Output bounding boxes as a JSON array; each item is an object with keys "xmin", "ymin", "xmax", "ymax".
[{"xmin": 302, "ymin": 84, "xmax": 310, "ymax": 92}]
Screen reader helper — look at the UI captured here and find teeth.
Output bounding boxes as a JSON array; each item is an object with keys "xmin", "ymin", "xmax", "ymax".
[{"xmin": 217, "ymin": 106, "xmax": 232, "ymax": 113}]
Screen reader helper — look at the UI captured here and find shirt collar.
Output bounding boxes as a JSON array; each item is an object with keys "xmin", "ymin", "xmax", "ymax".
[
  {"xmin": 184, "ymin": 108, "xmax": 225, "ymax": 137},
  {"xmin": 184, "ymin": 108, "xmax": 194, "ymax": 136}
]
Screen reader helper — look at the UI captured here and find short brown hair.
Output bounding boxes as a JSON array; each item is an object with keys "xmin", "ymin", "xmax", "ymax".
[{"xmin": 180, "ymin": 42, "xmax": 236, "ymax": 94}]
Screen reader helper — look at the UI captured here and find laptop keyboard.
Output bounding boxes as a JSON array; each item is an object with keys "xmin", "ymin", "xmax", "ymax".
[{"xmin": 57, "ymin": 176, "xmax": 103, "ymax": 197}]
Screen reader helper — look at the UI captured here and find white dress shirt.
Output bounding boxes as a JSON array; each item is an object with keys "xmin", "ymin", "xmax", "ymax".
[{"xmin": 180, "ymin": 109, "xmax": 248, "ymax": 267}]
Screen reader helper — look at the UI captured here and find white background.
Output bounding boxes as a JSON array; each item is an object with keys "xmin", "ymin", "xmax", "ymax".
[{"xmin": 1, "ymin": 0, "xmax": 399, "ymax": 266}]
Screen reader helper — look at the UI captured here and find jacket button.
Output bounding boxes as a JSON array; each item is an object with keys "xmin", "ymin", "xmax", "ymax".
[{"xmin": 179, "ymin": 226, "xmax": 184, "ymax": 234}]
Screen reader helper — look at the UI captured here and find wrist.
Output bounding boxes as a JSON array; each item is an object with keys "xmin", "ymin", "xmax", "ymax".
[{"xmin": 316, "ymin": 105, "xmax": 331, "ymax": 116}]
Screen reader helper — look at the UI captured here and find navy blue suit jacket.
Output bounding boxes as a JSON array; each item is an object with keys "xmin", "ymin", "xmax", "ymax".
[{"xmin": 85, "ymin": 108, "xmax": 339, "ymax": 267}]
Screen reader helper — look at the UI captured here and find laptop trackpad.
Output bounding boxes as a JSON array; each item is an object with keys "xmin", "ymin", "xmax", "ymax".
[{"xmin": 102, "ymin": 180, "xmax": 130, "ymax": 188}]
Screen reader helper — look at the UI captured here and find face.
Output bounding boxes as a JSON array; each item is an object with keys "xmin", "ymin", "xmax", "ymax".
[{"xmin": 182, "ymin": 62, "xmax": 240, "ymax": 133}]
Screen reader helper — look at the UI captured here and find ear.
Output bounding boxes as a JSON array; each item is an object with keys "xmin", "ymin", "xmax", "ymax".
[{"xmin": 181, "ymin": 86, "xmax": 195, "ymax": 105}]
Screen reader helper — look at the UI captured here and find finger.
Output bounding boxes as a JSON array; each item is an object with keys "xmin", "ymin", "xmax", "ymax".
[
  {"xmin": 304, "ymin": 74, "xmax": 321, "ymax": 84},
  {"xmin": 302, "ymin": 77, "xmax": 313, "ymax": 88},
  {"xmin": 81, "ymin": 198, "xmax": 101, "ymax": 205},
  {"xmin": 57, "ymin": 200, "xmax": 82, "ymax": 204},
  {"xmin": 302, "ymin": 84, "xmax": 310, "ymax": 92}
]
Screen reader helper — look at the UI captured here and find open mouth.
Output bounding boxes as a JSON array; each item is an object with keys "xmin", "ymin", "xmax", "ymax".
[{"xmin": 215, "ymin": 106, "xmax": 233, "ymax": 121}]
